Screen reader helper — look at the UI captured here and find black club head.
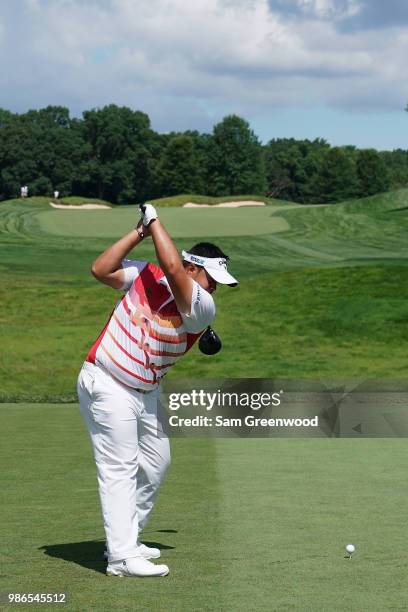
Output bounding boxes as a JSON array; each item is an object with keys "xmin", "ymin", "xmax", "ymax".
[{"xmin": 199, "ymin": 326, "xmax": 222, "ymax": 355}]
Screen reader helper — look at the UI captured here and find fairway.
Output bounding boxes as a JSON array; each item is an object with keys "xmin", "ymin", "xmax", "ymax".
[
  {"xmin": 1, "ymin": 193, "xmax": 408, "ymax": 609},
  {"xmin": 2, "ymin": 404, "xmax": 408, "ymax": 611}
]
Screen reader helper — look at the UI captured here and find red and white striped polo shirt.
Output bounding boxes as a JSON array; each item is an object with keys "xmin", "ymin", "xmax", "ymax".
[{"xmin": 86, "ymin": 259, "xmax": 216, "ymax": 390}]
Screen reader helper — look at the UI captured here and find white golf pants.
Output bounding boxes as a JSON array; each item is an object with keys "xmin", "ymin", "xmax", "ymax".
[{"xmin": 77, "ymin": 362, "xmax": 170, "ymax": 562}]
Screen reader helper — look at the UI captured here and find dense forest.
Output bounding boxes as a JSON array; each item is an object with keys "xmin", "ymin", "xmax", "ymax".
[{"xmin": 0, "ymin": 105, "xmax": 407, "ymax": 204}]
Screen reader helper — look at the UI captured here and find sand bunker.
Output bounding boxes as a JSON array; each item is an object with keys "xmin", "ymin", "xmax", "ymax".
[
  {"xmin": 49, "ymin": 202, "xmax": 110, "ymax": 209},
  {"xmin": 183, "ymin": 200, "xmax": 265, "ymax": 208},
  {"xmin": 49, "ymin": 200, "xmax": 265, "ymax": 210}
]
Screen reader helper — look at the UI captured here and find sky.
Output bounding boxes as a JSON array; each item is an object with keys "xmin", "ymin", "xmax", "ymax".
[{"xmin": 0, "ymin": 0, "xmax": 407, "ymax": 149}]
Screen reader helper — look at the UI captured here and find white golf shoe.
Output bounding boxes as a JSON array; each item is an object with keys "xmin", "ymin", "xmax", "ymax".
[
  {"xmin": 104, "ymin": 543, "xmax": 161, "ymax": 560},
  {"xmin": 106, "ymin": 557, "xmax": 169, "ymax": 578},
  {"xmin": 138, "ymin": 543, "xmax": 161, "ymax": 559}
]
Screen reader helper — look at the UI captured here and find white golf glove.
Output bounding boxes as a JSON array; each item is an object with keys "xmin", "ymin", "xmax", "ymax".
[{"xmin": 139, "ymin": 203, "xmax": 158, "ymax": 226}]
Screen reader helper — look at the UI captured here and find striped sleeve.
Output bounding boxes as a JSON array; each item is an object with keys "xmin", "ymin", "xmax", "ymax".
[{"xmin": 121, "ymin": 259, "xmax": 147, "ymax": 291}]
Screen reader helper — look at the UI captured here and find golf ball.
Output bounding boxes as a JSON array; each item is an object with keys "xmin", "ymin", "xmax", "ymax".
[{"xmin": 345, "ymin": 544, "xmax": 355, "ymax": 554}]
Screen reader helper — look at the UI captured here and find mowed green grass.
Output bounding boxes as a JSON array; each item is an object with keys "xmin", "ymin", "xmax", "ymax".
[
  {"xmin": 2, "ymin": 264, "xmax": 408, "ymax": 402},
  {"xmin": 2, "ymin": 404, "xmax": 408, "ymax": 611},
  {"xmin": 1, "ymin": 193, "xmax": 408, "ymax": 400},
  {"xmin": 149, "ymin": 193, "xmax": 275, "ymax": 207},
  {"xmin": 1, "ymin": 193, "xmax": 408, "ymax": 609},
  {"xmin": 36, "ymin": 205, "xmax": 290, "ymax": 238}
]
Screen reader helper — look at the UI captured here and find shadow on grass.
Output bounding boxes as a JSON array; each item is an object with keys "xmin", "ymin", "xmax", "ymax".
[
  {"xmin": 387, "ymin": 206, "xmax": 408, "ymax": 214},
  {"xmin": 40, "ymin": 537, "xmax": 176, "ymax": 574}
]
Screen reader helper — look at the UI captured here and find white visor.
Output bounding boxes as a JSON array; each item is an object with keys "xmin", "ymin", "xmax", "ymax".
[{"xmin": 182, "ymin": 250, "xmax": 238, "ymax": 286}]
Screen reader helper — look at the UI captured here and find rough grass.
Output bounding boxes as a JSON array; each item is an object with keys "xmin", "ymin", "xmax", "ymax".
[
  {"xmin": 0, "ymin": 194, "xmax": 281, "ymax": 209},
  {"xmin": 148, "ymin": 193, "xmax": 276, "ymax": 206},
  {"xmin": 2, "ymin": 264, "xmax": 408, "ymax": 402},
  {"xmin": 0, "ymin": 196, "xmax": 51, "ymax": 207},
  {"xmin": 1, "ymin": 191, "xmax": 408, "ymax": 401},
  {"xmin": 54, "ymin": 196, "xmax": 113, "ymax": 206},
  {"xmin": 0, "ymin": 196, "xmax": 114, "ymax": 207}
]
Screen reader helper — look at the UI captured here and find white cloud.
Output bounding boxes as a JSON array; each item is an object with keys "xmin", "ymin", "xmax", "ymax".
[
  {"xmin": 295, "ymin": 0, "xmax": 362, "ymax": 20},
  {"xmin": 0, "ymin": 0, "xmax": 407, "ymax": 134}
]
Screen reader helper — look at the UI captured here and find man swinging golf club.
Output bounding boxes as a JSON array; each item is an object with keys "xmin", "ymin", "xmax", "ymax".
[{"xmin": 77, "ymin": 203, "xmax": 238, "ymax": 577}]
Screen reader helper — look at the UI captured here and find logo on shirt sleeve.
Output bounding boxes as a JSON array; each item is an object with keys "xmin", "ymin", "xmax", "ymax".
[{"xmin": 195, "ymin": 285, "xmax": 201, "ymax": 306}]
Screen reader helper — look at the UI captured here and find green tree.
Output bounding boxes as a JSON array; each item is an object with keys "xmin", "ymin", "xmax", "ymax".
[
  {"xmin": 0, "ymin": 105, "xmax": 399, "ymax": 204},
  {"xmin": 0, "ymin": 106, "xmax": 87, "ymax": 199},
  {"xmin": 81, "ymin": 105, "xmax": 155, "ymax": 203},
  {"xmin": 356, "ymin": 149, "xmax": 390, "ymax": 197},
  {"xmin": 0, "ymin": 109, "xmax": 14, "ymax": 128},
  {"xmin": 264, "ymin": 138, "xmax": 329, "ymax": 203},
  {"xmin": 0, "ymin": 110, "xmax": 39, "ymax": 198},
  {"xmin": 26, "ymin": 106, "xmax": 88, "ymax": 196},
  {"xmin": 206, "ymin": 115, "xmax": 266, "ymax": 196},
  {"xmin": 318, "ymin": 147, "xmax": 360, "ymax": 203},
  {"xmin": 156, "ymin": 134, "xmax": 204, "ymax": 196},
  {"xmin": 380, "ymin": 149, "xmax": 408, "ymax": 190}
]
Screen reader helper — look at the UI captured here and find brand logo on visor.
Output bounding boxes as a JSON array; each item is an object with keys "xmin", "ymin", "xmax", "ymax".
[{"xmin": 190, "ymin": 255, "xmax": 205, "ymax": 266}]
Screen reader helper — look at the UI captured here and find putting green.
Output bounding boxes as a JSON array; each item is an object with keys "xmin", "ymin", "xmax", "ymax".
[{"xmin": 36, "ymin": 206, "xmax": 290, "ymax": 238}]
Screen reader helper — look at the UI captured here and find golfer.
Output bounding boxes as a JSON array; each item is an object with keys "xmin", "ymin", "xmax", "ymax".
[{"xmin": 77, "ymin": 204, "xmax": 238, "ymax": 577}]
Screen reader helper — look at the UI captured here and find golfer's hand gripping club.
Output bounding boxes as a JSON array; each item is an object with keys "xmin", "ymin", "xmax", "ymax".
[{"xmin": 139, "ymin": 203, "xmax": 158, "ymax": 227}]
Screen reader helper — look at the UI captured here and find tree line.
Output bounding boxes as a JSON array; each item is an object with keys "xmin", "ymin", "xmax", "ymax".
[{"xmin": 0, "ymin": 104, "xmax": 407, "ymax": 204}]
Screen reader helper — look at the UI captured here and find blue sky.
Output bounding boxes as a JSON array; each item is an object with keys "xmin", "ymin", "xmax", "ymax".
[{"xmin": 0, "ymin": 0, "xmax": 407, "ymax": 149}]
